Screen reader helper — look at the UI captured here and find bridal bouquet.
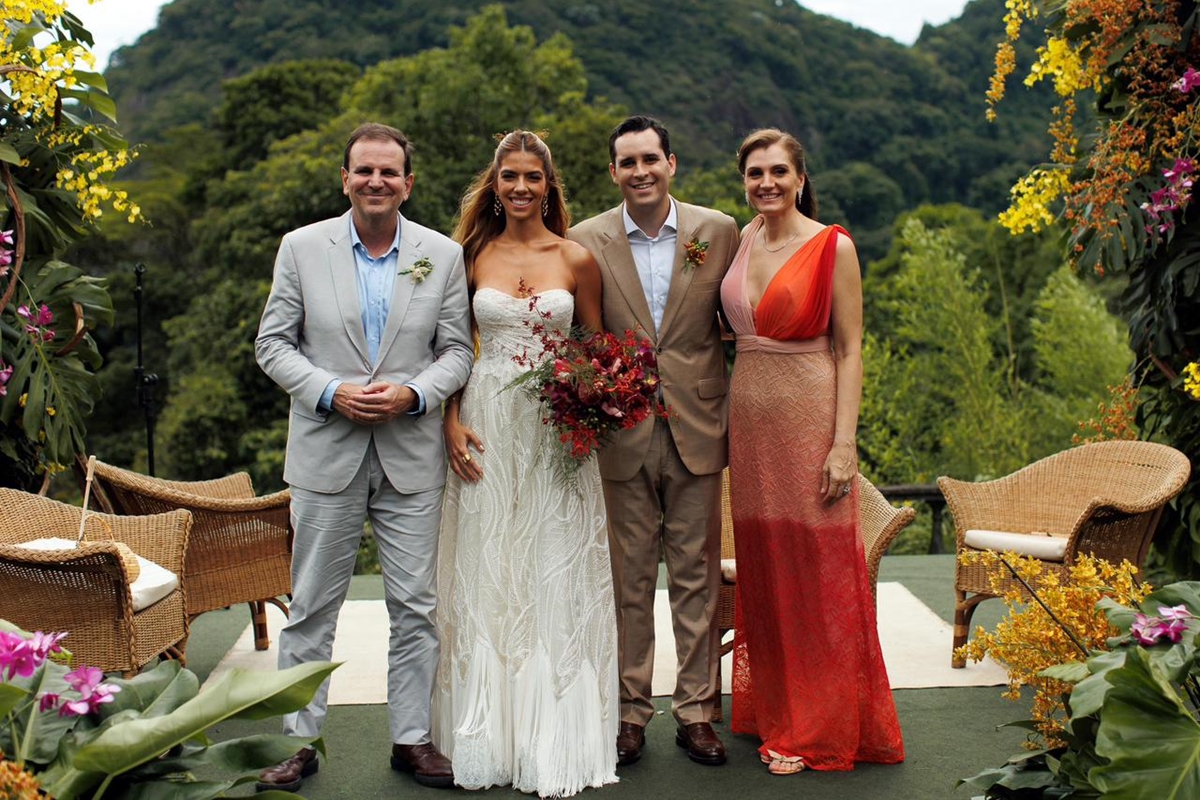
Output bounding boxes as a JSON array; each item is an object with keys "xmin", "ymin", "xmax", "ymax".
[{"xmin": 511, "ymin": 288, "xmax": 665, "ymax": 474}]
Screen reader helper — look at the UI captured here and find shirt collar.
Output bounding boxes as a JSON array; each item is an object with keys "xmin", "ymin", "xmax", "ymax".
[
  {"xmin": 622, "ymin": 198, "xmax": 678, "ymax": 239},
  {"xmin": 349, "ymin": 214, "xmax": 402, "ymax": 258}
]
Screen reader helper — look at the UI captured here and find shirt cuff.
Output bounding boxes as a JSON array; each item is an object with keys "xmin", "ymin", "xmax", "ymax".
[
  {"xmin": 406, "ymin": 383, "xmax": 426, "ymax": 416},
  {"xmin": 318, "ymin": 379, "xmax": 342, "ymax": 414}
]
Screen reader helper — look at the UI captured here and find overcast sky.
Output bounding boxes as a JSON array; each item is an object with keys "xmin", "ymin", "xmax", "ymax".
[{"xmin": 66, "ymin": 0, "xmax": 972, "ymax": 71}]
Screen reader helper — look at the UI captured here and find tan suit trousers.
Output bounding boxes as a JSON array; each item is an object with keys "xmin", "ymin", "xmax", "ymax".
[{"xmin": 603, "ymin": 416, "xmax": 722, "ymax": 727}]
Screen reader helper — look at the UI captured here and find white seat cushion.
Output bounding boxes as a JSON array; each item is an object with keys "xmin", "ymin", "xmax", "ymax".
[
  {"xmin": 964, "ymin": 529, "xmax": 1069, "ymax": 562},
  {"xmin": 720, "ymin": 558, "xmax": 737, "ymax": 583},
  {"xmin": 16, "ymin": 537, "xmax": 180, "ymax": 612}
]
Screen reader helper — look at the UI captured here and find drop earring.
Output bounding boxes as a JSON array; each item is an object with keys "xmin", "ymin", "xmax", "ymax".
[
  {"xmin": 493, "ymin": 195, "xmax": 502, "ymax": 216},
  {"xmin": 542, "ymin": 195, "xmax": 549, "ymax": 216}
]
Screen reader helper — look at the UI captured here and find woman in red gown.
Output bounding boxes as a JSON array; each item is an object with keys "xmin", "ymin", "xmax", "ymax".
[{"xmin": 718, "ymin": 128, "xmax": 904, "ymax": 774}]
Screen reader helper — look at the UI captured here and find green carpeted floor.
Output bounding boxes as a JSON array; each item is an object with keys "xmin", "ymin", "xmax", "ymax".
[{"xmin": 193, "ymin": 555, "xmax": 1023, "ymax": 798}]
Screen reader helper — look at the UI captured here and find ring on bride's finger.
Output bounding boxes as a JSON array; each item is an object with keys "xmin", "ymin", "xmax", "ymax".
[
  {"xmin": 462, "ymin": 453, "xmax": 472, "ymax": 463},
  {"xmin": 841, "ymin": 484, "xmax": 851, "ymax": 495}
]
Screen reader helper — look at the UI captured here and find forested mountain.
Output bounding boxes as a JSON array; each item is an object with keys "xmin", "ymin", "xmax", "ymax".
[{"xmin": 106, "ymin": 0, "xmax": 1052, "ymax": 217}]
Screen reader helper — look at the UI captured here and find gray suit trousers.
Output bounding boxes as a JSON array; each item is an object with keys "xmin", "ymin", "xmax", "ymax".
[{"xmin": 280, "ymin": 441, "xmax": 444, "ymax": 744}]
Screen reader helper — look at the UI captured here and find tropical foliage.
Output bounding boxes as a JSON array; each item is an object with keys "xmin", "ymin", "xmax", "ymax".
[
  {"xmin": 959, "ymin": 558, "xmax": 1200, "ymax": 798},
  {"xmin": 988, "ymin": 0, "xmax": 1200, "ymax": 575},
  {"xmin": 0, "ymin": 620, "xmax": 336, "ymax": 799},
  {"xmin": 0, "ymin": 0, "xmax": 136, "ymax": 489},
  {"xmin": 857, "ymin": 211, "xmax": 1131, "ymax": 550}
]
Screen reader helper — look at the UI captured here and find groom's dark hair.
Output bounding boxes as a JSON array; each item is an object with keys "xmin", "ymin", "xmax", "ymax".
[
  {"xmin": 343, "ymin": 123, "xmax": 414, "ymax": 176},
  {"xmin": 608, "ymin": 115, "xmax": 672, "ymax": 161}
]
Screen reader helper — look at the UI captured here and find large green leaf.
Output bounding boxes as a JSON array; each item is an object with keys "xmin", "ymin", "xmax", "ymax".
[
  {"xmin": 0, "ymin": 140, "xmax": 20, "ymax": 165},
  {"xmin": 132, "ymin": 733, "xmax": 320, "ymax": 777},
  {"xmin": 0, "ymin": 681, "xmax": 28, "ymax": 719},
  {"xmin": 1068, "ymin": 650, "xmax": 1129, "ymax": 718},
  {"xmin": 68, "ymin": 661, "xmax": 337, "ymax": 775},
  {"xmin": 1089, "ymin": 648, "xmax": 1200, "ymax": 798},
  {"xmin": 100, "ymin": 660, "xmax": 199, "ymax": 720}
]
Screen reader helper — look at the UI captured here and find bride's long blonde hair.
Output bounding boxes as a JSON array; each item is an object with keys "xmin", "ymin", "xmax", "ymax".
[{"xmin": 453, "ymin": 131, "xmax": 571, "ymax": 281}]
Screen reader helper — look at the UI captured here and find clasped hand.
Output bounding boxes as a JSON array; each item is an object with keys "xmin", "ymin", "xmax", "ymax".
[{"xmin": 332, "ymin": 382, "xmax": 415, "ymax": 425}]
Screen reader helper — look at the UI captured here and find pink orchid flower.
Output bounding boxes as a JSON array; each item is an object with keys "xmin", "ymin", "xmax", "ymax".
[
  {"xmin": 59, "ymin": 665, "xmax": 121, "ymax": 716},
  {"xmin": 1130, "ymin": 612, "xmax": 1163, "ymax": 645},
  {"xmin": 1174, "ymin": 67, "xmax": 1200, "ymax": 93},
  {"xmin": 0, "ymin": 633, "xmax": 39, "ymax": 680},
  {"xmin": 29, "ymin": 630, "xmax": 67, "ymax": 660},
  {"xmin": 1159, "ymin": 604, "xmax": 1193, "ymax": 620},
  {"xmin": 0, "ymin": 229, "xmax": 12, "ymax": 246},
  {"xmin": 1162, "ymin": 618, "xmax": 1189, "ymax": 643},
  {"xmin": 0, "ymin": 363, "xmax": 12, "ymax": 398}
]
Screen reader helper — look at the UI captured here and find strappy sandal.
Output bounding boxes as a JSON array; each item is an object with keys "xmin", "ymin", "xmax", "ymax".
[{"xmin": 762, "ymin": 749, "xmax": 805, "ymax": 775}]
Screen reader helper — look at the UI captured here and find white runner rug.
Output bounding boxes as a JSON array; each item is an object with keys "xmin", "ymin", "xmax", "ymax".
[{"xmin": 205, "ymin": 582, "xmax": 1006, "ymax": 704}]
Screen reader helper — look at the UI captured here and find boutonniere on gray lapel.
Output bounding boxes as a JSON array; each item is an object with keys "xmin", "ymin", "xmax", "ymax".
[
  {"xmin": 400, "ymin": 256, "xmax": 434, "ymax": 283},
  {"xmin": 683, "ymin": 237, "xmax": 709, "ymax": 273}
]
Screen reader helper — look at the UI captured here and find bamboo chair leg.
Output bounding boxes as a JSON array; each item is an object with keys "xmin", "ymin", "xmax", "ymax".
[
  {"xmin": 250, "ymin": 600, "xmax": 271, "ymax": 651},
  {"xmin": 952, "ymin": 591, "xmax": 989, "ymax": 668}
]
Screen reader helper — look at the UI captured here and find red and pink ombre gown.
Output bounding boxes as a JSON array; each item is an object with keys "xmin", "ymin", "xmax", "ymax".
[{"xmin": 719, "ymin": 217, "xmax": 903, "ymax": 771}]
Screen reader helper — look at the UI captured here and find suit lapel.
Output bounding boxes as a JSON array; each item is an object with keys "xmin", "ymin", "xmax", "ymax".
[
  {"xmin": 330, "ymin": 212, "xmax": 371, "ymax": 366},
  {"xmin": 599, "ymin": 208, "xmax": 657, "ymax": 339},
  {"xmin": 659, "ymin": 201, "xmax": 697, "ymax": 337},
  {"xmin": 374, "ymin": 214, "xmax": 420, "ymax": 368}
]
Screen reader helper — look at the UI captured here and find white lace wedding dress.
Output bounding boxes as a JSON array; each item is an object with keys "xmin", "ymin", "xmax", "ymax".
[{"xmin": 432, "ymin": 288, "xmax": 618, "ymax": 798}]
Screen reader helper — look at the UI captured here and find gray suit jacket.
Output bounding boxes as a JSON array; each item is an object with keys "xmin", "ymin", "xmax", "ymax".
[{"xmin": 256, "ymin": 211, "xmax": 473, "ymax": 494}]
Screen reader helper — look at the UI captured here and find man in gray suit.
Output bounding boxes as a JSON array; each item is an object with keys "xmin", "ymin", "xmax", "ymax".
[{"xmin": 255, "ymin": 123, "xmax": 473, "ymax": 792}]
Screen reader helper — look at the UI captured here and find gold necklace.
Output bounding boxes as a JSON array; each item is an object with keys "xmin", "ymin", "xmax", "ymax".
[{"xmin": 761, "ymin": 231, "xmax": 800, "ymax": 253}]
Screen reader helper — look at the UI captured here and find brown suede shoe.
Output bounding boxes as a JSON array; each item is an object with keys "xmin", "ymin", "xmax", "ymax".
[
  {"xmin": 616, "ymin": 721, "xmax": 646, "ymax": 766},
  {"xmin": 390, "ymin": 742, "xmax": 454, "ymax": 788},
  {"xmin": 675, "ymin": 721, "xmax": 727, "ymax": 766},
  {"xmin": 256, "ymin": 747, "xmax": 318, "ymax": 792}
]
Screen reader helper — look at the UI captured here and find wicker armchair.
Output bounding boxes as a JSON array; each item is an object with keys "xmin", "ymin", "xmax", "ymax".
[
  {"xmin": 712, "ymin": 470, "xmax": 913, "ymax": 720},
  {"xmin": 0, "ymin": 488, "xmax": 192, "ymax": 676},
  {"xmin": 941, "ymin": 440, "xmax": 1191, "ymax": 668},
  {"xmin": 84, "ymin": 459, "xmax": 292, "ymax": 651}
]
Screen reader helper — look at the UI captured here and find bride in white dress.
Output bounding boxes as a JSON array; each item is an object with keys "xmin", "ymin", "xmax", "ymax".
[{"xmin": 433, "ymin": 131, "xmax": 618, "ymax": 798}]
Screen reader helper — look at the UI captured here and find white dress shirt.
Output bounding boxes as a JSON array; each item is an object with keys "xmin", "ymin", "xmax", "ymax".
[{"xmin": 622, "ymin": 199, "xmax": 678, "ymax": 335}]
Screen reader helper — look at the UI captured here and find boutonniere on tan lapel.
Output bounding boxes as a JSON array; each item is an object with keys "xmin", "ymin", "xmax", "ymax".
[
  {"xmin": 683, "ymin": 238, "xmax": 709, "ymax": 273},
  {"xmin": 400, "ymin": 256, "xmax": 434, "ymax": 283}
]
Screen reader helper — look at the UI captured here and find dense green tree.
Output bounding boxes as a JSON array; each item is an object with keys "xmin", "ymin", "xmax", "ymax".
[
  {"xmin": 859, "ymin": 217, "xmax": 1129, "ymax": 484},
  {"xmin": 217, "ymin": 59, "xmax": 361, "ymax": 171}
]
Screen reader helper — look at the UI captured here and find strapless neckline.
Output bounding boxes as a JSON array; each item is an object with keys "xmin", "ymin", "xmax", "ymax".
[{"xmin": 475, "ymin": 287, "xmax": 573, "ymax": 302}]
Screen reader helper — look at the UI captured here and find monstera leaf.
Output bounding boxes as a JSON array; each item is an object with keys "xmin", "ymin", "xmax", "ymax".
[{"xmin": 0, "ymin": 258, "xmax": 113, "ymax": 466}]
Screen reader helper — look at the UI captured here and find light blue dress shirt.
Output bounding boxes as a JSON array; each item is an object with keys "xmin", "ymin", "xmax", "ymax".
[
  {"xmin": 623, "ymin": 199, "xmax": 678, "ymax": 335},
  {"xmin": 319, "ymin": 215, "xmax": 426, "ymax": 415}
]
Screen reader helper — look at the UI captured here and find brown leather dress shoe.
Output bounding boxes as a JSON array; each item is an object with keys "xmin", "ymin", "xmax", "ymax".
[
  {"xmin": 256, "ymin": 747, "xmax": 318, "ymax": 792},
  {"xmin": 675, "ymin": 721, "xmax": 727, "ymax": 765},
  {"xmin": 390, "ymin": 742, "xmax": 454, "ymax": 788},
  {"xmin": 616, "ymin": 721, "xmax": 646, "ymax": 766}
]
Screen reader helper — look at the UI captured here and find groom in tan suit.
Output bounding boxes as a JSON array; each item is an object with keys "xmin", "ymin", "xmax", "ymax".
[{"xmin": 569, "ymin": 116, "xmax": 738, "ymax": 767}]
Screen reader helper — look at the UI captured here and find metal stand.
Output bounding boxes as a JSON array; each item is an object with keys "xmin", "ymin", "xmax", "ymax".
[{"xmin": 133, "ymin": 264, "xmax": 159, "ymax": 475}]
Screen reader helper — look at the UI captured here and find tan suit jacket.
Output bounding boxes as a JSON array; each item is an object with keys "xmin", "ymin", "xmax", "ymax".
[{"xmin": 569, "ymin": 200, "xmax": 739, "ymax": 480}]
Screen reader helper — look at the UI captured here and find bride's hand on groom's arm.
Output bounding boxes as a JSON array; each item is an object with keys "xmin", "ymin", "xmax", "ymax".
[{"xmin": 444, "ymin": 414, "xmax": 484, "ymax": 483}]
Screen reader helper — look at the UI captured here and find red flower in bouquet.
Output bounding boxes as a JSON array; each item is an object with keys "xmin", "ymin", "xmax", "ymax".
[{"xmin": 511, "ymin": 284, "xmax": 666, "ymax": 474}]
